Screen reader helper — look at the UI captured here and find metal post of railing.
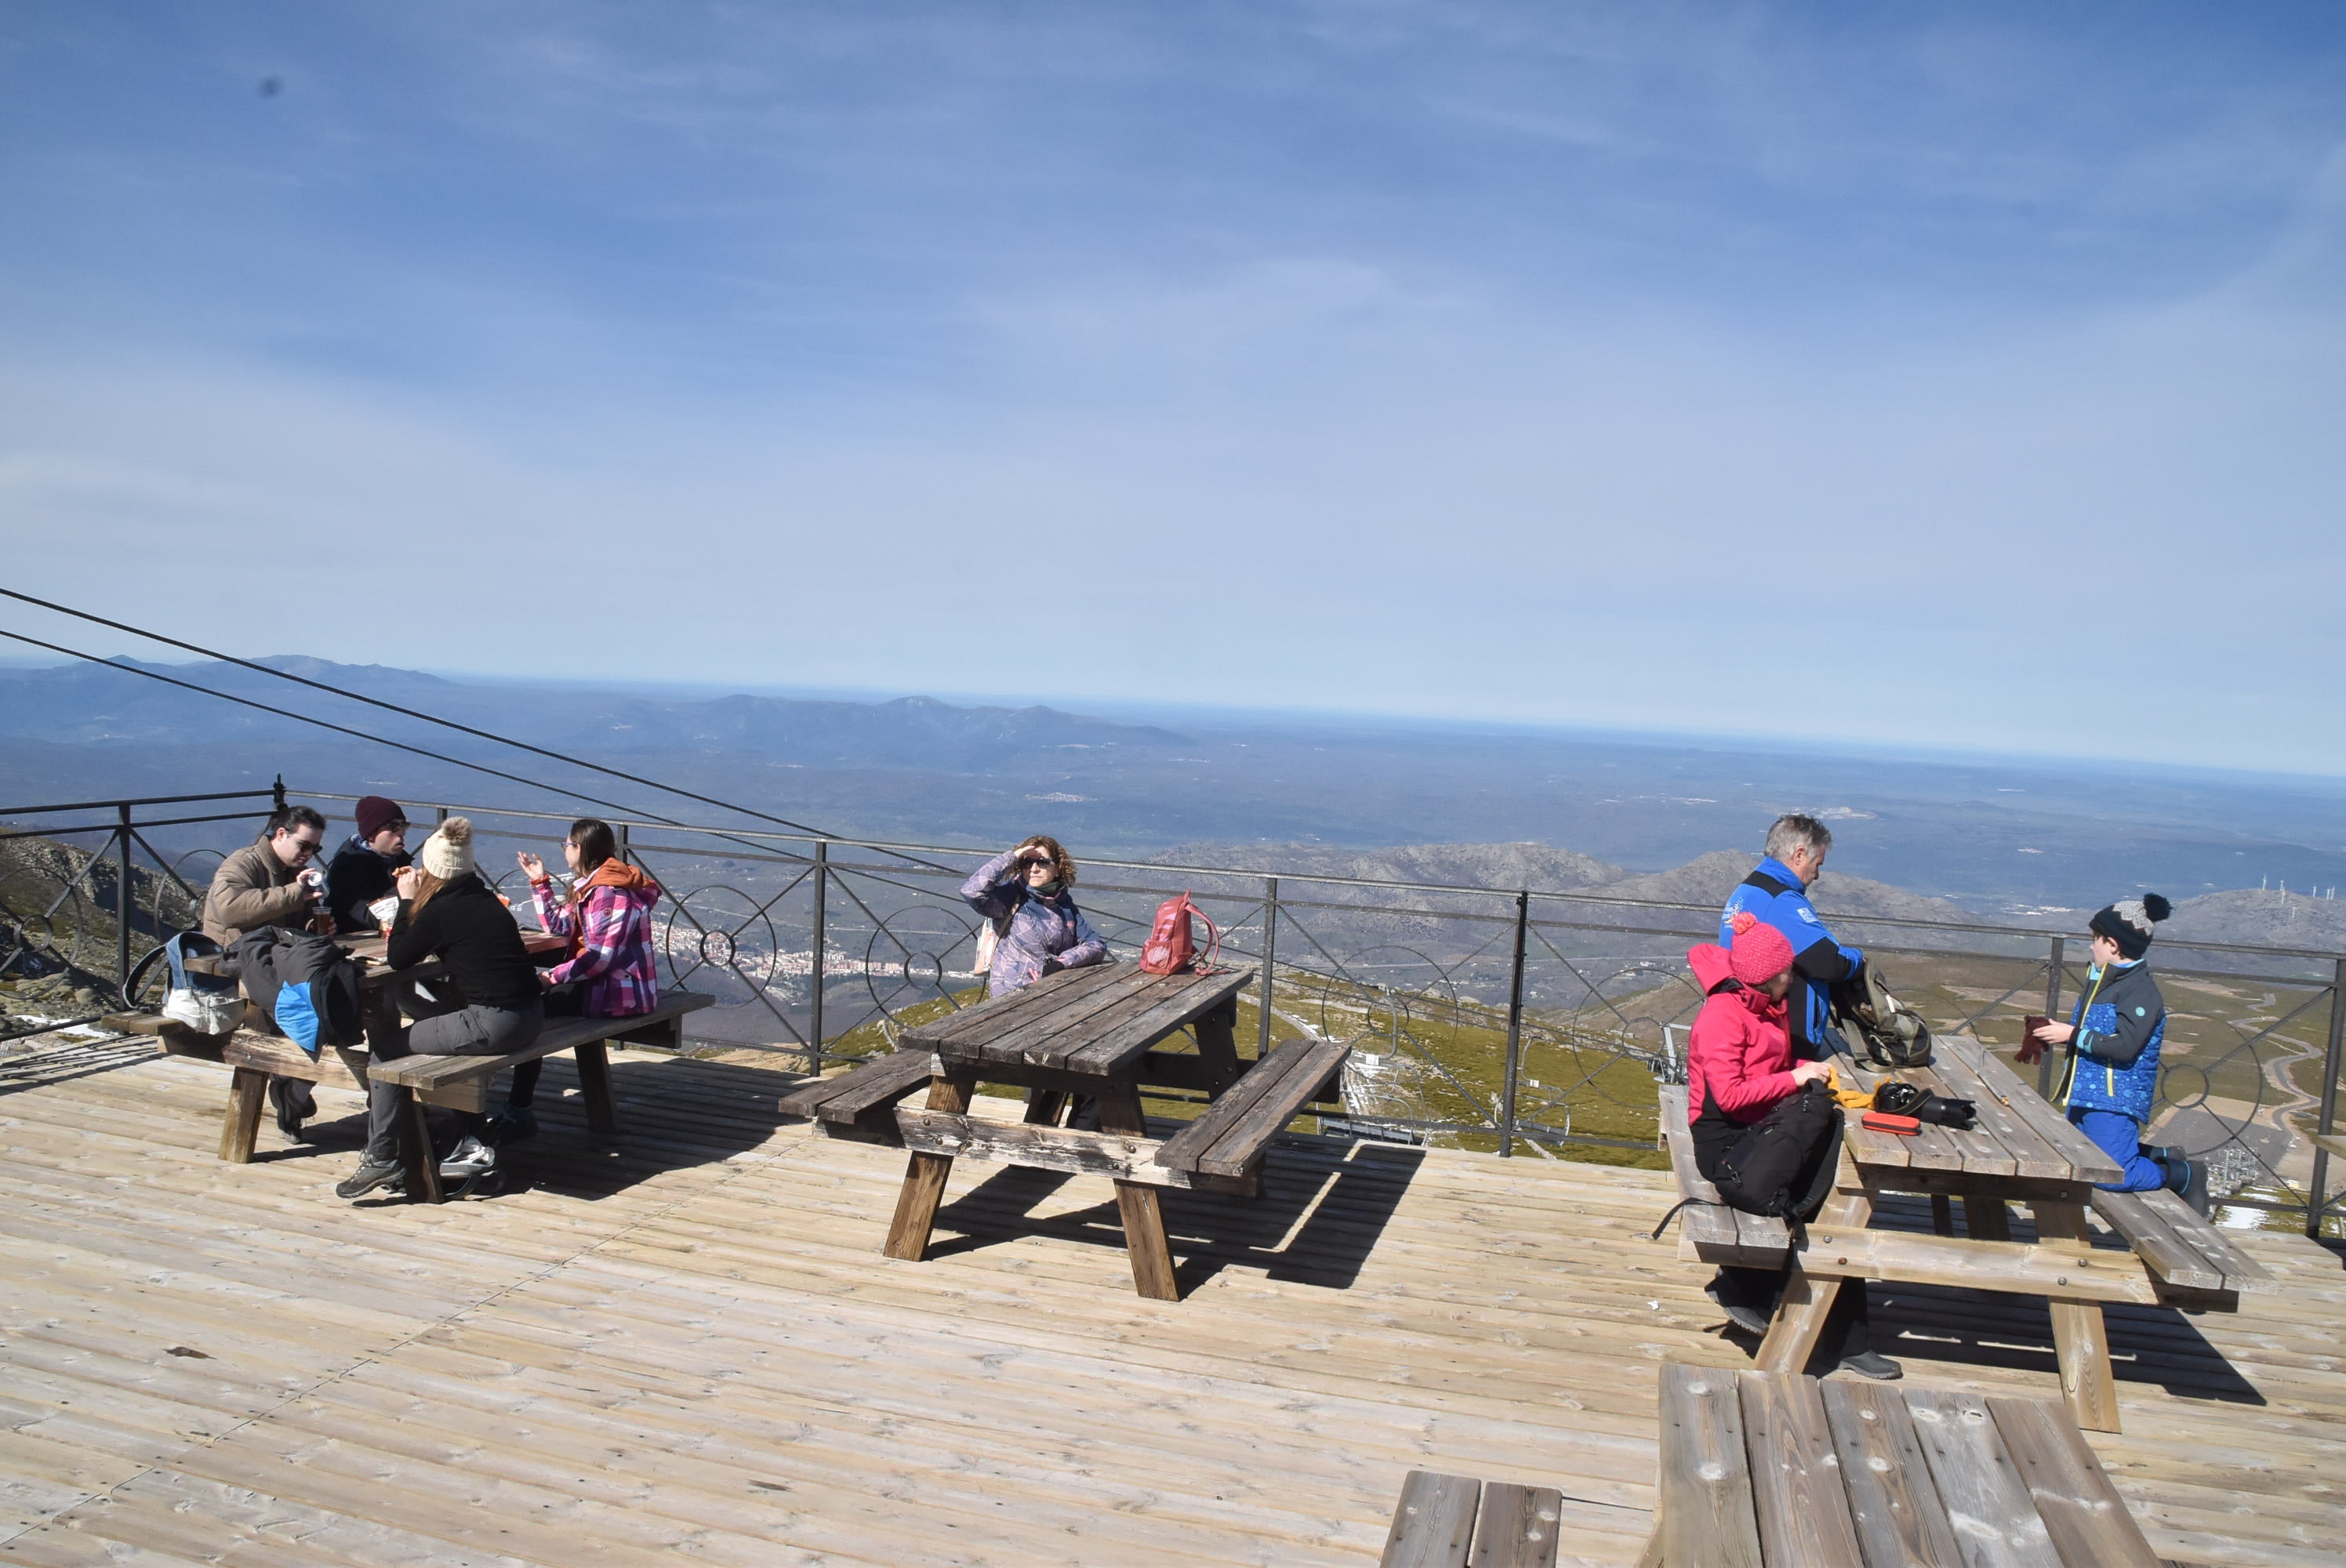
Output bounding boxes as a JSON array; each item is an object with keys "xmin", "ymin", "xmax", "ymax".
[
  {"xmin": 2305, "ymin": 956, "xmax": 2344, "ymax": 1240},
  {"xmin": 1499, "ymin": 890, "xmax": 1529, "ymax": 1157},
  {"xmin": 271, "ymin": 775, "xmax": 286, "ymax": 814},
  {"xmin": 114, "ymin": 800, "xmax": 133, "ymax": 1002},
  {"xmin": 1257, "ymin": 876, "xmax": 1277, "ymax": 1059},
  {"xmin": 2036, "ymin": 935, "xmax": 2065, "ymax": 1099},
  {"xmin": 808, "ymin": 840, "xmax": 828, "ymax": 1073}
]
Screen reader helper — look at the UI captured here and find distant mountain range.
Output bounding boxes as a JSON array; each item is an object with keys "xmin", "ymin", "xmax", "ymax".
[
  {"xmin": 3, "ymin": 652, "xmax": 2342, "ymax": 946},
  {"xmin": 0, "ymin": 656, "xmax": 1182, "ymax": 768}
]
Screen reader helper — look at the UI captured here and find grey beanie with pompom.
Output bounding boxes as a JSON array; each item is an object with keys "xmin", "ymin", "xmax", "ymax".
[
  {"xmin": 2090, "ymin": 891, "xmax": 2170, "ymax": 960},
  {"xmin": 418, "ymin": 815, "xmax": 476, "ymax": 880}
]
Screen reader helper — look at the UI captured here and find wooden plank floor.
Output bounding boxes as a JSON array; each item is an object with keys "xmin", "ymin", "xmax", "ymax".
[{"xmin": 0, "ymin": 1042, "xmax": 2339, "ymax": 1566}]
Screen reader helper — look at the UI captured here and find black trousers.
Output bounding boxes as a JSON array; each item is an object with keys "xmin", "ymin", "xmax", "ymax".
[{"xmin": 1695, "ymin": 1100, "xmax": 1873, "ymax": 1361}]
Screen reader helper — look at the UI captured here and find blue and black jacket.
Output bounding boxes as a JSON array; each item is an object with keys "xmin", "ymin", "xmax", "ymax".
[
  {"xmin": 1720, "ymin": 856, "xmax": 1864, "ymax": 1054},
  {"xmin": 2055, "ymin": 960, "xmax": 2166, "ymax": 1123}
]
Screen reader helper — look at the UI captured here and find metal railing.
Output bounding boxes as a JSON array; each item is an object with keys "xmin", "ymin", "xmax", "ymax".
[{"xmin": 5, "ymin": 779, "xmax": 2342, "ymax": 1237}]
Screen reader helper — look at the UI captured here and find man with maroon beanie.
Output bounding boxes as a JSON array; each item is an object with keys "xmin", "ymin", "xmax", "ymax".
[
  {"xmin": 325, "ymin": 796, "xmax": 411, "ymax": 935},
  {"xmin": 1685, "ymin": 912, "xmax": 1900, "ymax": 1378}
]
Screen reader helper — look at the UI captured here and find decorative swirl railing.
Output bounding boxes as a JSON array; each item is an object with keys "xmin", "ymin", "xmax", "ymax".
[{"xmin": 2, "ymin": 782, "xmax": 2341, "ymax": 1238}]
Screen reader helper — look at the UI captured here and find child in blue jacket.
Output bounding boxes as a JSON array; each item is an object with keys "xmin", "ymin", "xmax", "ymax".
[{"xmin": 2029, "ymin": 893, "xmax": 2206, "ymax": 1213}]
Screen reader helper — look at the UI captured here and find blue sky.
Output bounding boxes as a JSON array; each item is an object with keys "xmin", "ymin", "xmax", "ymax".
[{"xmin": 3, "ymin": 3, "xmax": 2344, "ymax": 771}]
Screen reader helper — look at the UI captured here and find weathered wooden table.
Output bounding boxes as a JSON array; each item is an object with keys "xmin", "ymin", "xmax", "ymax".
[
  {"xmin": 1641, "ymin": 1362, "xmax": 2161, "ymax": 1566},
  {"xmin": 797, "ymin": 962, "xmax": 1350, "ymax": 1300},
  {"xmin": 1757, "ymin": 1033, "xmax": 2144, "ymax": 1431}
]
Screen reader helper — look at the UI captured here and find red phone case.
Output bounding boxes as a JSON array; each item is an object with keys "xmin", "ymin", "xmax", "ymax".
[{"xmin": 1861, "ymin": 1111, "xmax": 1921, "ymax": 1135}]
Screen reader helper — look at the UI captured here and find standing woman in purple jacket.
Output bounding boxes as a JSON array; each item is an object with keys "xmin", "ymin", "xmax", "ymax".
[{"xmin": 962, "ymin": 835, "xmax": 1109, "ymax": 996}]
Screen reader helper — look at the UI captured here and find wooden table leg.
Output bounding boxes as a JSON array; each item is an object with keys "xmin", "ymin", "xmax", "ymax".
[
  {"xmin": 219, "ymin": 1067, "xmax": 267, "ymax": 1163},
  {"xmin": 1964, "ymin": 1196, "xmax": 2012, "ymax": 1241},
  {"xmin": 884, "ymin": 1069, "xmax": 973, "ymax": 1261},
  {"xmin": 576, "ymin": 1040, "xmax": 619, "ymax": 1134},
  {"xmin": 1930, "ymin": 1195, "xmax": 1955, "ymax": 1236},
  {"xmin": 1095, "ymin": 1082, "xmax": 1179, "ymax": 1301},
  {"xmin": 397, "ymin": 1088, "xmax": 444, "ymax": 1204},
  {"xmin": 1022, "ymin": 1087, "xmax": 1067, "ymax": 1127},
  {"xmin": 1756, "ymin": 1189, "xmax": 1871, "ymax": 1374},
  {"xmin": 2034, "ymin": 1200, "xmax": 2121, "ymax": 1432},
  {"xmin": 1193, "ymin": 997, "xmax": 1241, "ymax": 1096}
]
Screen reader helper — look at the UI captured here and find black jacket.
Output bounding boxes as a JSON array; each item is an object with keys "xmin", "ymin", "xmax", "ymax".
[
  {"xmin": 325, "ymin": 835, "xmax": 410, "ymax": 933},
  {"xmin": 387, "ymin": 873, "xmax": 540, "ymax": 1010}
]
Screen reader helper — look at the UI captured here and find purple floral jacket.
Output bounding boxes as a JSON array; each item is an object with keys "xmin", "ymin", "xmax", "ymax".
[{"xmin": 962, "ymin": 848, "xmax": 1110, "ymax": 995}]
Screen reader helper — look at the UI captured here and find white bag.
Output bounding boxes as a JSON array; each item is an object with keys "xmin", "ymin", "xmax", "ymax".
[{"xmin": 162, "ymin": 985, "xmax": 245, "ymax": 1036}]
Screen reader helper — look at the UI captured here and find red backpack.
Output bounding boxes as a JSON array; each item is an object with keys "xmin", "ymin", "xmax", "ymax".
[{"xmin": 1138, "ymin": 892, "xmax": 1219, "ymax": 975}]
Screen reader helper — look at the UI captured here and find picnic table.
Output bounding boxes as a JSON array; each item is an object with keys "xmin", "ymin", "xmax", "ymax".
[
  {"xmin": 1661, "ymin": 1033, "xmax": 2272, "ymax": 1434},
  {"xmin": 129, "ymin": 928, "xmax": 710, "ymax": 1201},
  {"xmin": 783, "ymin": 961, "xmax": 1351, "ymax": 1299}
]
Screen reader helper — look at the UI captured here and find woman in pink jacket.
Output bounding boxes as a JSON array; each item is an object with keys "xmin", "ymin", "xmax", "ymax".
[
  {"xmin": 1684, "ymin": 911, "xmax": 1898, "ymax": 1380},
  {"xmin": 493, "ymin": 818, "xmax": 664, "ymax": 1143}
]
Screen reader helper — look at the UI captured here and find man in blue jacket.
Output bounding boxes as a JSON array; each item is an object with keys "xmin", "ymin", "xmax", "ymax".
[{"xmin": 1720, "ymin": 814, "xmax": 1865, "ymax": 1060}]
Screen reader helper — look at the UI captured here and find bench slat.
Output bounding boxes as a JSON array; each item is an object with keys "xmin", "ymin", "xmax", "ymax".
[
  {"xmin": 1193, "ymin": 1038, "xmax": 1351, "ymax": 1178},
  {"xmin": 1379, "ymin": 1470, "xmax": 1480, "ymax": 1568},
  {"xmin": 1900, "ymin": 1387, "xmax": 2064, "ymax": 1568},
  {"xmin": 2086, "ymin": 1188, "xmax": 2226, "ymax": 1294},
  {"xmin": 1464, "ymin": 1481, "xmax": 1561, "ymax": 1568},
  {"xmin": 1735, "ymin": 1369, "xmax": 1864, "ymax": 1568},
  {"xmin": 2133, "ymin": 1188, "xmax": 2274, "ymax": 1294},
  {"xmin": 1987, "ymin": 1395, "xmax": 2161, "ymax": 1567},
  {"xmin": 1654, "ymin": 1364, "xmax": 1763, "ymax": 1568},
  {"xmin": 1154, "ymin": 1036, "xmax": 1330, "ymax": 1173},
  {"xmin": 366, "ymin": 993, "xmax": 712, "ymax": 1091},
  {"xmin": 1657, "ymin": 1084, "xmax": 1790, "ymax": 1267},
  {"xmin": 1819, "ymin": 1378, "xmax": 1965, "ymax": 1568},
  {"xmin": 780, "ymin": 1049, "xmax": 938, "ymax": 1123}
]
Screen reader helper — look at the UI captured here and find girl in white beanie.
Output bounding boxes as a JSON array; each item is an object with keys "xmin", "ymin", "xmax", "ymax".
[{"xmin": 337, "ymin": 818, "xmax": 545, "ymax": 1200}]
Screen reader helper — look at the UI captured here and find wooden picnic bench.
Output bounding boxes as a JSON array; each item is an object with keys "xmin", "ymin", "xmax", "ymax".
[
  {"xmin": 1639, "ymin": 1360, "xmax": 2162, "ymax": 1566},
  {"xmin": 1658, "ymin": 1033, "xmax": 2271, "ymax": 1432},
  {"xmin": 1378, "ymin": 1470, "xmax": 1563, "ymax": 1568},
  {"xmin": 109, "ymin": 928, "xmax": 711, "ymax": 1202},
  {"xmin": 782, "ymin": 961, "xmax": 1350, "ymax": 1299}
]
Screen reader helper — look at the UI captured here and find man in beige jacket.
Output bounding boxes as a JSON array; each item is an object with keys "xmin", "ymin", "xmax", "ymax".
[
  {"xmin": 201, "ymin": 805, "xmax": 332, "ymax": 946},
  {"xmin": 202, "ymin": 804, "xmax": 333, "ymax": 1136}
]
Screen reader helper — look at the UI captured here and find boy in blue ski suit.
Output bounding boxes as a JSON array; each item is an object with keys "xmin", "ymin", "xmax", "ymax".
[
  {"xmin": 1720, "ymin": 815, "xmax": 1865, "ymax": 1058},
  {"xmin": 2029, "ymin": 893, "xmax": 2206, "ymax": 1212}
]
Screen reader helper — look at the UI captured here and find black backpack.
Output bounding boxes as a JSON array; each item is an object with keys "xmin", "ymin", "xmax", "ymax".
[{"xmin": 1712, "ymin": 1083, "xmax": 1842, "ymax": 1222}]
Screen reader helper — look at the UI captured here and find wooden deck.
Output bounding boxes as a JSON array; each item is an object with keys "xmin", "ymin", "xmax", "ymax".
[{"xmin": 1, "ymin": 1040, "xmax": 2340, "ymax": 1566}]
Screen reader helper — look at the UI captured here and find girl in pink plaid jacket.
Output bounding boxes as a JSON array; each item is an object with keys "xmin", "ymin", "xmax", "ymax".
[{"xmin": 495, "ymin": 819, "xmax": 663, "ymax": 1142}]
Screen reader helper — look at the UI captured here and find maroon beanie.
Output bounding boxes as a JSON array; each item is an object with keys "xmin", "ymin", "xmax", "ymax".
[
  {"xmin": 1727, "ymin": 910, "xmax": 1796, "ymax": 985},
  {"xmin": 354, "ymin": 796, "xmax": 408, "ymax": 840}
]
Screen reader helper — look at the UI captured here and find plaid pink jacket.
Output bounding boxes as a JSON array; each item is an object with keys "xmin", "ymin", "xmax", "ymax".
[{"xmin": 531, "ymin": 877, "xmax": 662, "ymax": 1018}]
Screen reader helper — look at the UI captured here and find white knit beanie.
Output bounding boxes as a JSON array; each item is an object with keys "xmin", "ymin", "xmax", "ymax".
[{"xmin": 418, "ymin": 816, "xmax": 475, "ymax": 879}]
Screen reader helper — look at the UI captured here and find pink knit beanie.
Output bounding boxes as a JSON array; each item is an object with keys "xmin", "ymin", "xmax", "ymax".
[{"xmin": 1727, "ymin": 910, "xmax": 1796, "ymax": 985}]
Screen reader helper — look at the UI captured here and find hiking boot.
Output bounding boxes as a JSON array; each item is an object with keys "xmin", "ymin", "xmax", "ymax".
[
  {"xmin": 335, "ymin": 1159, "xmax": 404, "ymax": 1200},
  {"xmin": 438, "ymin": 1135, "xmax": 497, "ymax": 1181},
  {"xmin": 1837, "ymin": 1351, "xmax": 1904, "ymax": 1381},
  {"xmin": 1704, "ymin": 1276, "xmax": 1773, "ymax": 1338},
  {"xmin": 270, "ymin": 1077, "xmax": 315, "ymax": 1139},
  {"xmin": 482, "ymin": 1105, "xmax": 538, "ymax": 1147},
  {"xmin": 2166, "ymin": 1154, "xmax": 2212, "ymax": 1218}
]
